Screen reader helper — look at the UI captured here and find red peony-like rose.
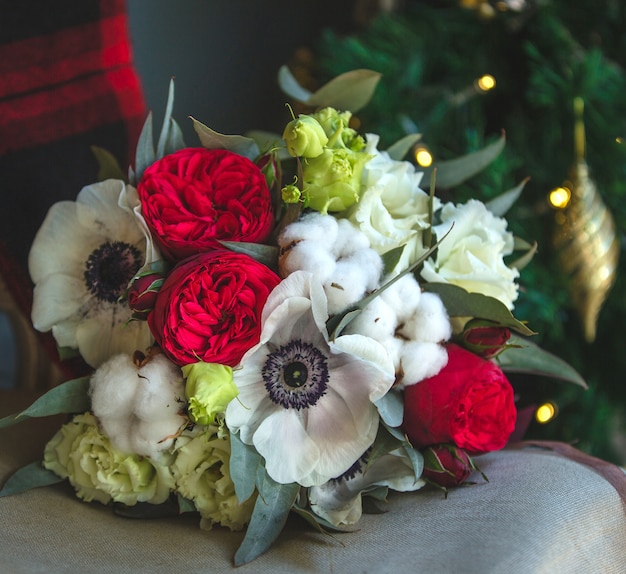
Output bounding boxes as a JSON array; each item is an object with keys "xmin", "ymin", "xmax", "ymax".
[
  {"xmin": 421, "ymin": 444, "xmax": 474, "ymax": 488},
  {"xmin": 402, "ymin": 344, "xmax": 516, "ymax": 455},
  {"xmin": 137, "ymin": 148, "xmax": 274, "ymax": 261},
  {"xmin": 148, "ymin": 249, "xmax": 281, "ymax": 367}
]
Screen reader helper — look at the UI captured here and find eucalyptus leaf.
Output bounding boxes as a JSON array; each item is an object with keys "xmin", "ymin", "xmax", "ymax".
[
  {"xmin": 403, "ymin": 444, "xmax": 425, "ymax": 479},
  {"xmin": 0, "ymin": 461, "xmax": 63, "ymax": 497},
  {"xmin": 485, "ymin": 178, "xmax": 528, "ymax": 217},
  {"xmin": 381, "ymin": 245, "xmax": 405, "ymax": 277},
  {"xmin": 0, "ymin": 377, "xmax": 90, "ymax": 428},
  {"xmin": 496, "ymin": 335, "xmax": 588, "ymax": 387},
  {"xmin": 245, "ymin": 130, "xmax": 289, "ymax": 158},
  {"xmin": 509, "ymin": 240, "xmax": 538, "ymax": 271},
  {"xmin": 191, "ymin": 118, "xmax": 260, "ymax": 160},
  {"xmin": 422, "ymin": 133, "xmax": 505, "ymax": 189},
  {"xmin": 306, "ymin": 69, "xmax": 382, "ymax": 113},
  {"xmin": 374, "ymin": 390, "xmax": 404, "ymax": 428},
  {"xmin": 90, "ymin": 146, "xmax": 126, "ymax": 182},
  {"xmin": 367, "ymin": 424, "xmax": 406, "ymax": 468},
  {"xmin": 234, "ymin": 469, "xmax": 300, "ymax": 566},
  {"xmin": 219, "ymin": 241, "xmax": 279, "ymax": 272},
  {"xmin": 156, "ymin": 79, "xmax": 176, "ymax": 158},
  {"xmin": 291, "ymin": 505, "xmax": 358, "ymax": 533},
  {"xmin": 177, "ymin": 494, "xmax": 198, "ymax": 514},
  {"xmin": 229, "ymin": 431, "xmax": 262, "ymax": 504},
  {"xmin": 386, "ymin": 133, "xmax": 423, "ymax": 161},
  {"xmin": 133, "ymin": 111, "xmax": 155, "ymax": 184},
  {"xmin": 278, "ymin": 65, "xmax": 313, "ymax": 103},
  {"xmin": 423, "ymin": 283, "xmax": 535, "ymax": 336}
]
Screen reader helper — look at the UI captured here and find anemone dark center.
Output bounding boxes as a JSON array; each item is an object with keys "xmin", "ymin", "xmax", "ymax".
[
  {"xmin": 84, "ymin": 241, "xmax": 142, "ymax": 303},
  {"xmin": 262, "ymin": 339, "xmax": 329, "ymax": 410}
]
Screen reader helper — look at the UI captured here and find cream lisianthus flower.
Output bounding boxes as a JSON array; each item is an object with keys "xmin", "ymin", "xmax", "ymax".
[
  {"xmin": 225, "ymin": 271, "xmax": 395, "ymax": 487},
  {"xmin": 28, "ymin": 179, "xmax": 153, "ymax": 367},
  {"xmin": 43, "ymin": 412, "xmax": 174, "ymax": 506},
  {"xmin": 420, "ymin": 199, "xmax": 520, "ymax": 310},
  {"xmin": 349, "ymin": 134, "xmax": 439, "ymax": 274}
]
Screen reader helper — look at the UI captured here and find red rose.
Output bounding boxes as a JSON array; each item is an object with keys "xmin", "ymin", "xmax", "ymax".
[
  {"xmin": 402, "ymin": 344, "xmax": 516, "ymax": 455},
  {"xmin": 148, "ymin": 249, "xmax": 281, "ymax": 367},
  {"xmin": 421, "ymin": 444, "xmax": 474, "ymax": 488},
  {"xmin": 138, "ymin": 148, "xmax": 274, "ymax": 260}
]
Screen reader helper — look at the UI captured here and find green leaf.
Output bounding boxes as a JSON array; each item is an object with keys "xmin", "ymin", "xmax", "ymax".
[
  {"xmin": 0, "ymin": 377, "xmax": 91, "ymax": 428},
  {"xmin": 219, "ymin": 241, "xmax": 279, "ymax": 272},
  {"xmin": 245, "ymin": 130, "xmax": 290, "ymax": 158},
  {"xmin": 496, "ymin": 335, "xmax": 588, "ymax": 388},
  {"xmin": 278, "ymin": 65, "xmax": 313, "ymax": 103},
  {"xmin": 509, "ymin": 240, "xmax": 538, "ymax": 271},
  {"xmin": 374, "ymin": 390, "xmax": 404, "ymax": 428},
  {"xmin": 234, "ymin": 469, "xmax": 299, "ymax": 566},
  {"xmin": 229, "ymin": 431, "xmax": 262, "ymax": 504},
  {"xmin": 291, "ymin": 505, "xmax": 358, "ymax": 533},
  {"xmin": 133, "ymin": 111, "xmax": 156, "ymax": 184},
  {"xmin": 422, "ymin": 133, "xmax": 505, "ymax": 189},
  {"xmin": 381, "ymin": 245, "xmax": 405, "ymax": 276},
  {"xmin": 156, "ymin": 78, "xmax": 183, "ymax": 158},
  {"xmin": 485, "ymin": 178, "xmax": 528, "ymax": 217},
  {"xmin": 367, "ymin": 424, "xmax": 406, "ymax": 468},
  {"xmin": 191, "ymin": 118, "xmax": 260, "ymax": 160},
  {"xmin": 0, "ymin": 462, "xmax": 63, "ymax": 497},
  {"xmin": 307, "ymin": 69, "xmax": 382, "ymax": 113},
  {"xmin": 423, "ymin": 283, "xmax": 535, "ymax": 336},
  {"xmin": 386, "ymin": 133, "xmax": 422, "ymax": 161},
  {"xmin": 90, "ymin": 146, "xmax": 126, "ymax": 182}
]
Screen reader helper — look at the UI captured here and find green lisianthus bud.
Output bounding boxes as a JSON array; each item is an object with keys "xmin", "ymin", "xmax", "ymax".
[
  {"xmin": 281, "ymin": 184, "xmax": 302, "ymax": 204},
  {"xmin": 303, "ymin": 148, "xmax": 372, "ymax": 213},
  {"xmin": 313, "ymin": 107, "xmax": 364, "ymax": 151},
  {"xmin": 182, "ymin": 362, "xmax": 238, "ymax": 426},
  {"xmin": 282, "ymin": 115, "xmax": 328, "ymax": 158}
]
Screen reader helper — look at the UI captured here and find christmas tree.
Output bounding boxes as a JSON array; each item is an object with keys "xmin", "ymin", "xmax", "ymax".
[{"xmin": 313, "ymin": 0, "xmax": 626, "ymax": 462}]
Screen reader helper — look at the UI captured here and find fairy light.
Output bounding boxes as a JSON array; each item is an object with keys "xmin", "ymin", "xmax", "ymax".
[
  {"xmin": 414, "ymin": 146, "xmax": 433, "ymax": 167},
  {"xmin": 535, "ymin": 402, "xmax": 558, "ymax": 424},
  {"xmin": 616, "ymin": 137, "xmax": 623, "ymax": 144},
  {"xmin": 476, "ymin": 74, "xmax": 496, "ymax": 92},
  {"xmin": 548, "ymin": 186, "xmax": 571, "ymax": 209}
]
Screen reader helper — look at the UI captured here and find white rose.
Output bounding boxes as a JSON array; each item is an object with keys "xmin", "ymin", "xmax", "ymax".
[
  {"xmin": 420, "ymin": 199, "xmax": 519, "ymax": 309},
  {"xmin": 349, "ymin": 134, "xmax": 439, "ymax": 274}
]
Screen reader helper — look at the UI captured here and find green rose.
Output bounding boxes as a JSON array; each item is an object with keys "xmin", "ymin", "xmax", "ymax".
[
  {"xmin": 171, "ymin": 426, "xmax": 255, "ymax": 531},
  {"xmin": 182, "ymin": 362, "xmax": 238, "ymax": 426},
  {"xmin": 303, "ymin": 148, "xmax": 371, "ymax": 213},
  {"xmin": 43, "ymin": 412, "xmax": 174, "ymax": 506},
  {"xmin": 282, "ymin": 115, "xmax": 328, "ymax": 158}
]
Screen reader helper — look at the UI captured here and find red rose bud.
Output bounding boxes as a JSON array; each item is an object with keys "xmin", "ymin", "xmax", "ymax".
[
  {"xmin": 138, "ymin": 148, "xmax": 274, "ymax": 261},
  {"xmin": 403, "ymin": 344, "xmax": 517, "ymax": 455},
  {"xmin": 462, "ymin": 319, "xmax": 511, "ymax": 359},
  {"xmin": 127, "ymin": 272, "xmax": 165, "ymax": 317},
  {"xmin": 421, "ymin": 444, "xmax": 474, "ymax": 488},
  {"xmin": 256, "ymin": 151, "xmax": 283, "ymax": 197},
  {"xmin": 148, "ymin": 249, "xmax": 281, "ymax": 367}
]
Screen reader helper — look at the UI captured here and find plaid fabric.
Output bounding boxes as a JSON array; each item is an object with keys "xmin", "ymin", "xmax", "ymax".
[{"xmin": 0, "ymin": 0, "xmax": 146, "ymax": 380}]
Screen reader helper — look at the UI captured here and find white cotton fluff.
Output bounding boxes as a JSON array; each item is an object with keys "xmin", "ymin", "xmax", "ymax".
[
  {"xmin": 282, "ymin": 241, "xmax": 336, "ymax": 283},
  {"xmin": 345, "ymin": 297, "xmax": 397, "ymax": 341},
  {"xmin": 397, "ymin": 292, "xmax": 452, "ymax": 343},
  {"xmin": 90, "ymin": 353, "xmax": 186, "ymax": 461},
  {"xmin": 379, "ymin": 274, "xmax": 422, "ymax": 320},
  {"xmin": 397, "ymin": 341, "xmax": 449, "ymax": 389},
  {"xmin": 279, "ymin": 211, "xmax": 339, "ymax": 248},
  {"xmin": 332, "ymin": 218, "xmax": 371, "ymax": 258}
]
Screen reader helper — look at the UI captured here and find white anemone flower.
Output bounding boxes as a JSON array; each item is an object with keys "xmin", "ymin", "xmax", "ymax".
[
  {"xmin": 29, "ymin": 179, "xmax": 153, "ymax": 367},
  {"xmin": 225, "ymin": 271, "xmax": 395, "ymax": 487},
  {"xmin": 309, "ymin": 447, "xmax": 425, "ymax": 527}
]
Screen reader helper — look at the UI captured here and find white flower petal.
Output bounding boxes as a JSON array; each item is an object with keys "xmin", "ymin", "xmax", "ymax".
[{"xmin": 31, "ymin": 274, "xmax": 90, "ymax": 331}]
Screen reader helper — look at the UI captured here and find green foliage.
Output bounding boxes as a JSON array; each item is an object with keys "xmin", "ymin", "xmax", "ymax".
[{"xmin": 317, "ymin": 0, "xmax": 626, "ymax": 462}]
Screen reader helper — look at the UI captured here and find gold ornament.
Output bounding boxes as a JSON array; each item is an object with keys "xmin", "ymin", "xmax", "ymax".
[{"xmin": 552, "ymin": 98, "xmax": 620, "ymax": 342}]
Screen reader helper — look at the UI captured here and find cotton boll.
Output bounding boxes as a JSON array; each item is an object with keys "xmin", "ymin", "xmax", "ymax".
[
  {"xmin": 345, "ymin": 297, "xmax": 397, "ymax": 341},
  {"xmin": 281, "ymin": 241, "xmax": 337, "ymax": 282},
  {"xmin": 325, "ymin": 259, "xmax": 371, "ymax": 315},
  {"xmin": 90, "ymin": 354, "xmax": 138, "ymax": 420},
  {"xmin": 397, "ymin": 341, "xmax": 449, "ymax": 388},
  {"xmin": 279, "ymin": 212, "xmax": 339, "ymax": 248},
  {"xmin": 405, "ymin": 292, "xmax": 452, "ymax": 343},
  {"xmin": 380, "ymin": 274, "xmax": 422, "ymax": 320},
  {"xmin": 134, "ymin": 355, "xmax": 185, "ymax": 420},
  {"xmin": 332, "ymin": 219, "xmax": 370, "ymax": 258},
  {"xmin": 345, "ymin": 249, "xmax": 383, "ymax": 292},
  {"xmin": 131, "ymin": 417, "xmax": 182, "ymax": 460},
  {"xmin": 98, "ymin": 416, "xmax": 135, "ymax": 455}
]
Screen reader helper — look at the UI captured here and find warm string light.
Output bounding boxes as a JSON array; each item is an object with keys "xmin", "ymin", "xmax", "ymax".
[
  {"xmin": 476, "ymin": 74, "xmax": 496, "ymax": 92},
  {"xmin": 535, "ymin": 402, "xmax": 558, "ymax": 424},
  {"xmin": 414, "ymin": 145, "xmax": 433, "ymax": 167},
  {"xmin": 548, "ymin": 186, "xmax": 571, "ymax": 209}
]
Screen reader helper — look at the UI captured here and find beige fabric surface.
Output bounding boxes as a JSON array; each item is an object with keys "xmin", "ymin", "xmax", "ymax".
[{"xmin": 1, "ymin": 391, "xmax": 625, "ymax": 573}]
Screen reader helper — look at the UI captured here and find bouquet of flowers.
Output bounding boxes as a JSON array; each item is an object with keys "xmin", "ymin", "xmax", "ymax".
[{"xmin": 0, "ymin": 70, "xmax": 584, "ymax": 565}]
